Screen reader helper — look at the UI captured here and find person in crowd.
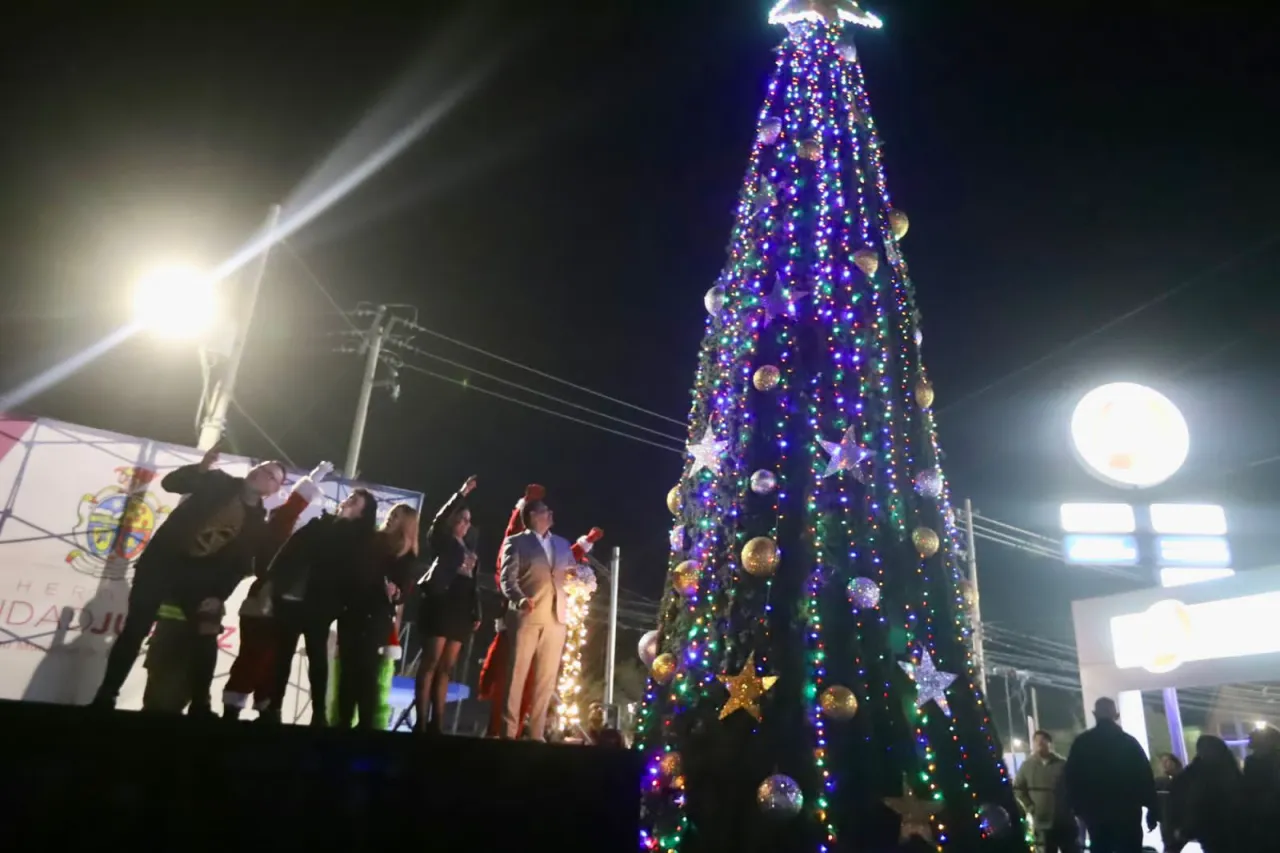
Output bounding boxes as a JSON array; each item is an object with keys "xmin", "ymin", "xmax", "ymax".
[
  {"xmin": 498, "ymin": 495, "xmax": 575, "ymax": 741},
  {"xmin": 332, "ymin": 502, "xmax": 421, "ymax": 729},
  {"xmin": 1166, "ymin": 734, "xmax": 1241, "ymax": 853},
  {"xmin": 1243, "ymin": 725, "xmax": 1280, "ymax": 853},
  {"xmin": 478, "ymin": 484, "xmax": 544, "ymax": 737},
  {"xmin": 221, "ymin": 461, "xmax": 333, "ymax": 720},
  {"xmin": 91, "ymin": 444, "xmax": 285, "ymax": 710},
  {"xmin": 1064, "ymin": 697, "xmax": 1158, "ymax": 853},
  {"xmin": 1014, "ymin": 730, "xmax": 1076, "ymax": 853},
  {"xmin": 1154, "ymin": 753, "xmax": 1183, "ymax": 853},
  {"xmin": 413, "ymin": 476, "xmax": 481, "ymax": 733},
  {"xmin": 266, "ymin": 487, "xmax": 378, "ymax": 725}
]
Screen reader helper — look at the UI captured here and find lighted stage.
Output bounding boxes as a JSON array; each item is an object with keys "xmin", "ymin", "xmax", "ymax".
[{"xmin": 0, "ymin": 700, "xmax": 642, "ymax": 851}]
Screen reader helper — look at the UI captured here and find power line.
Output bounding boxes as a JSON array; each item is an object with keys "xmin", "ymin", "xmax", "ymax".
[
  {"xmin": 388, "ymin": 339, "xmax": 685, "ymax": 446},
  {"xmin": 937, "ymin": 228, "xmax": 1280, "ymax": 416},
  {"xmin": 394, "ymin": 359, "xmax": 684, "ymax": 455}
]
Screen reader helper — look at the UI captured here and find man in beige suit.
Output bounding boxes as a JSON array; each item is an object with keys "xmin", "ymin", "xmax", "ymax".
[{"xmin": 498, "ymin": 497, "xmax": 575, "ymax": 740}]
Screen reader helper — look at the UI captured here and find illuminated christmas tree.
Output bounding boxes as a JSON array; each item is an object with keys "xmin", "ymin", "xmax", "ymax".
[{"xmin": 635, "ymin": 4, "xmax": 1026, "ymax": 852}]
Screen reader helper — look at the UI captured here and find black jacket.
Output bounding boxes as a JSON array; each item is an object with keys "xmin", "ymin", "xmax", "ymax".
[
  {"xmin": 417, "ymin": 491, "xmax": 481, "ymax": 622},
  {"xmin": 266, "ymin": 514, "xmax": 372, "ymax": 620},
  {"xmin": 1065, "ymin": 719, "xmax": 1158, "ymax": 826},
  {"xmin": 143, "ymin": 465, "xmax": 268, "ymax": 610}
]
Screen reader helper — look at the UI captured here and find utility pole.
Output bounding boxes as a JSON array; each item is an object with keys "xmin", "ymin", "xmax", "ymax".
[
  {"xmin": 344, "ymin": 305, "xmax": 388, "ymax": 480},
  {"xmin": 197, "ymin": 204, "xmax": 282, "ymax": 451},
  {"xmin": 963, "ymin": 498, "xmax": 989, "ymax": 696},
  {"xmin": 604, "ymin": 546, "xmax": 621, "ymax": 710}
]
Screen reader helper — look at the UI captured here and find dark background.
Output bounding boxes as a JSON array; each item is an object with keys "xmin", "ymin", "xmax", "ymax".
[{"xmin": 2, "ymin": 0, "xmax": 1278, "ymax": 728}]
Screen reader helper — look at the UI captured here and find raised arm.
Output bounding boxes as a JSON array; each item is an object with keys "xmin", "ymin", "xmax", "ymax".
[
  {"xmin": 428, "ymin": 475, "xmax": 478, "ymax": 547},
  {"xmin": 161, "ymin": 444, "xmax": 222, "ymax": 495},
  {"xmin": 255, "ymin": 461, "xmax": 333, "ymax": 576}
]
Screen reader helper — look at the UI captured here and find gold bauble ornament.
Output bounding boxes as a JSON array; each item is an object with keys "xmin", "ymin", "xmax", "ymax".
[
  {"xmin": 888, "ymin": 208, "xmax": 910, "ymax": 240},
  {"xmin": 672, "ymin": 560, "xmax": 701, "ymax": 596},
  {"xmin": 819, "ymin": 685, "xmax": 859, "ymax": 720},
  {"xmin": 753, "ymin": 364, "xmax": 781, "ymax": 392},
  {"xmin": 853, "ymin": 248, "xmax": 880, "ymax": 277},
  {"xmin": 651, "ymin": 652, "xmax": 677, "ymax": 684},
  {"xmin": 741, "ymin": 536, "xmax": 780, "ymax": 577},
  {"xmin": 659, "ymin": 751, "xmax": 683, "ymax": 778},
  {"xmin": 914, "ymin": 379, "xmax": 935, "ymax": 409},
  {"xmin": 797, "ymin": 138, "xmax": 821, "ymax": 161},
  {"xmin": 667, "ymin": 485, "xmax": 683, "ymax": 515},
  {"xmin": 959, "ymin": 580, "xmax": 978, "ymax": 609},
  {"xmin": 912, "ymin": 526, "xmax": 940, "ymax": 558}
]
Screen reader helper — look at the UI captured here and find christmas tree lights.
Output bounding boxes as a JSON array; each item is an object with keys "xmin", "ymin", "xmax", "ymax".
[
  {"xmin": 556, "ymin": 562, "xmax": 599, "ymax": 736},
  {"xmin": 636, "ymin": 8, "xmax": 1027, "ymax": 853}
]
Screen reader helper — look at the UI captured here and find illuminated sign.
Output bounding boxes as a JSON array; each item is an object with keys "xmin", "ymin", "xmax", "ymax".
[
  {"xmin": 1111, "ymin": 593, "xmax": 1280, "ymax": 673},
  {"xmin": 1060, "ymin": 503, "xmax": 1136, "ymax": 534},
  {"xmin": 1157, "ymin": 536, "xmax": 1231, "ymax": 567},
  {"xmin": 1064, "ymin": 534, "xmax": 1139, "ymax": 566},
  {"xmin": 1150, "ymin": 504, "xmax": 1227, "ymax": 536},
  {"xmin": 1159, "ymin": 567, "xmax": 1235, "ymax": 588},
  {"xmin": 1070, "ymin": 383, "xmax": 1190, "ymax": 489}
]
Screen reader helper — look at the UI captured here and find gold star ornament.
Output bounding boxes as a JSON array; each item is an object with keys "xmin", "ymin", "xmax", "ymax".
[
  {"xmin": 717, "ymin": 652, "xmax": 778, "ymax": 721},
  {"xmin": 884, "ymin": 778, "xmax": 944, "ymax": 843}
]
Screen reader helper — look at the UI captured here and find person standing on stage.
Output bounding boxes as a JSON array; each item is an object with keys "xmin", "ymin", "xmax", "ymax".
[
  {"xmin": 332, "ymin": 502, "xmax": 420, "ymax": 729},
  {"xmin": 91, "ymin": 444, "xmax": 285, "ymax": 710},
  {"xmin": 498, "ymin": 496, "xmax": 575, "ymax": 741},
  {"xmin": 220, "ymin": 461, "xmax": 334, "ymax": 720},
  {"xmin": 266, "ymin": 487, "xmax": 378, "ymax": 725},
  {"xmin": 413, "ymin": 476, "xmax": 481, "ymax": 733}
]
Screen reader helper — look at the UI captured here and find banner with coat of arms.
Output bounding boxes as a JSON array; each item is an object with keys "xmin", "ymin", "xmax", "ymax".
[{"xmin": 0, "ymin": 415, "xmax": 424, "ymax": 719}]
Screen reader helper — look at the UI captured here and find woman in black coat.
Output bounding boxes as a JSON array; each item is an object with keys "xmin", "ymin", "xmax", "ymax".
[
  {"xmin": 413, "ymin": 475, "xmax": 481, "ymax": 733},
  {"xmin": 1168, "ymin": 734, "xmax": 1242, "ymax": 853}
]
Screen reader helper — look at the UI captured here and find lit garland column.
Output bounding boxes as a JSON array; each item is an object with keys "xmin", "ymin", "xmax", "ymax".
[{"xmin": 555, "ymin": 562, "xmax": 598, "ymax": 736}]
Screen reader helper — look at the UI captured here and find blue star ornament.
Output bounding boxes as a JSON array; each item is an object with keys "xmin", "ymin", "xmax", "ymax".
[
  {"xmin": 819, "ymin": 427, "xmax": 872, "ymax": 481},
  {"xmin": 899, "ymin": 648, "xmax": 958, "ymax": 717},
  {"xmin": 761, "ymin": 275, "xmax": 808, "ymax": 327},
  {"xmin": 687, "ymin": 428, "xmax": 728, "ymax": 477}
]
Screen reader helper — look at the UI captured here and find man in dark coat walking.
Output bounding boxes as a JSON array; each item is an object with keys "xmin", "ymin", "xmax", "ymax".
[{"xmin": 1065, "ymin": 697, "xmax": 1159, "ymax": 853}]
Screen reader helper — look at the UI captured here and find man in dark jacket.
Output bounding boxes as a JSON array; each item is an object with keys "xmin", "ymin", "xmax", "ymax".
[
  {"xmin": 91, "ymin": 445, "xmax": 286, "ymax": 708},
  {"xmin": 1064, "ymin": 697, "xmax": 1159, "ymax": 853},
  {"xmin": 265, "ymin": 488, "xmax": 378, "ymax": 725}
]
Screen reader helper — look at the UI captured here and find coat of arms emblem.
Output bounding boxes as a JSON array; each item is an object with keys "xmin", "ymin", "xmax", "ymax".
[{"xmin": 66, "ymin": 466, "xmax": 171, "ymax": 579}]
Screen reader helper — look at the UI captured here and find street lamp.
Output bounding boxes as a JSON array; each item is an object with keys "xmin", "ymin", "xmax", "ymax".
[{"xmin": 131, "ymin": 262, "xmax": 219, "ymax": 341}]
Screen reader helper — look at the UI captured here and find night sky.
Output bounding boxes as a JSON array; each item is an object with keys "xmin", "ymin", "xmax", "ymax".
[{"xmin": 3, "ymin": 1, "xmax": 1279, "ymax": 724}]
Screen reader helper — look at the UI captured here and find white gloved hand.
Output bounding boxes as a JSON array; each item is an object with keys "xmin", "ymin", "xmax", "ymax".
[{"xmin": 308, "ymin": 461, "xmax": 335, "ymax": 483}]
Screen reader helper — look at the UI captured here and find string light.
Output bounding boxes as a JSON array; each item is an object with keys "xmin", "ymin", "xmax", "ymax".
[{"xmin": 555, "ymin": 568, "xmax": 597, "ymax": 735}]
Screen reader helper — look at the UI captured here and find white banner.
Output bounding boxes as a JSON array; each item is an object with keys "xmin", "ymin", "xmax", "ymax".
[{"xmin": 0, "ymin": 416, "xmax": 423, "ymax": 721}]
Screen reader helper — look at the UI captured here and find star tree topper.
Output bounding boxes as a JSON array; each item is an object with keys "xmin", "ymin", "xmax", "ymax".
[
  {"xmin": 884, "ymin": 777, "xmax": 944, "ymax": 843},
  {"xmin": 687, "ymin": 427, "xmax": 728, "ymax": 476},
  {"xmin": 898, "ymin": 647, "xmax": 958, "ymax": 717},
  {"xmin": 761, "ymin": 275, "xmax": 808, "ymax": 327},
  {"xmin": 767, "ymin": 0, "xmax": 884, "ymax": 28},
  {"xmin": 717, "ymin": 652, "xmax": 778, "ymax": 721},
  {"xmin": 819, "ymin": 426, "xmax": 872, "ymax": 481}
]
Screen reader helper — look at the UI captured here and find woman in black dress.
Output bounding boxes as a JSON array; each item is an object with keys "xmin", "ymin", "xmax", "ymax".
[{"xmin": 413, "ymin": 475, "xmax": 481, "ymax": 733}]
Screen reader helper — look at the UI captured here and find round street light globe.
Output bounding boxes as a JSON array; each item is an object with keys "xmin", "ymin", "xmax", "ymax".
[
  {"xmin": 1070, "ymin": 382, "xmax": 1190, "ymax": 489},
  {"xmin": 131, "ymin": 264, "xmax": 217, "ymax": 341}
]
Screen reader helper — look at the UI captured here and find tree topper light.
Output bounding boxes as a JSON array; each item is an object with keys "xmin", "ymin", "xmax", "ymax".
[
  {"xmin": 768, "ymin": 0, "xmax": 883, "ymax": 28},
  {"xmin": 1070, "ymin": 382, "xmax": 1190, "ymax": 490}
]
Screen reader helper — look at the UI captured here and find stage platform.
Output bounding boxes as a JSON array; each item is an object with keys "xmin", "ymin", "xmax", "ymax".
[{"xmin": 0, "ymin": 700, "xmax": 642, "ymax": 851}]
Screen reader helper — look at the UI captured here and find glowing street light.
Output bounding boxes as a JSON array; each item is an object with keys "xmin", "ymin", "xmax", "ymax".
[
  {"xmin": 1070, "ymin": 382, "xmax": 1190, "ymax": 490},
  {"xmin": 131, "ymin": 263, "xmax": 219, "ymax": 341}
]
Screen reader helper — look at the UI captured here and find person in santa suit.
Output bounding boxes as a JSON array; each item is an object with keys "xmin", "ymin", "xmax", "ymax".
[{"xmin": 221, "ymin": 461, "xmax": 334, "ymax": 720}]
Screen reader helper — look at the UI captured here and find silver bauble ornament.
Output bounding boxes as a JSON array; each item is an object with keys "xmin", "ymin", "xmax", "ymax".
[
  {"xmin": 978, "ymin": 802, "xmax": 1012, "ymax": 837},
  {"xmin": 638, "ymin": 630, "xmax": 660, "ymax": 667},
  {"xmin": 847, "ymin": 576, "xmax": 881, "ymax": 610},
  {"xmin": 914, "ymin": 328, "xmax": 923, "ymax": 347},
  {"xmin": 705, "ymin": 285, "xmax": 726, "ymax": 316},
  {"xmin": 750, "ymin": 470, "xmax": 778, "ymax": 495},
  {"xmin": 756, "ymin": 774, "xmax": 804, "ymax": 819},
  {"xmin": 914, "ymin": 469, "xmax": 942, "ymax": 498},
  {"xmin": 758, "ymin": 117, "xmax": 782, "ymax": 145}
]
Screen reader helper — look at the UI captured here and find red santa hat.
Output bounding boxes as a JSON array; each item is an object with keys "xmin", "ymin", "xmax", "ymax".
[
  {"xmin": 381, "ymin": 621, "xmax": 401, "ymax": 661},
  {"xmin": 572, "ymin": 527, "xmax": 605, "ymax": 564}
]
